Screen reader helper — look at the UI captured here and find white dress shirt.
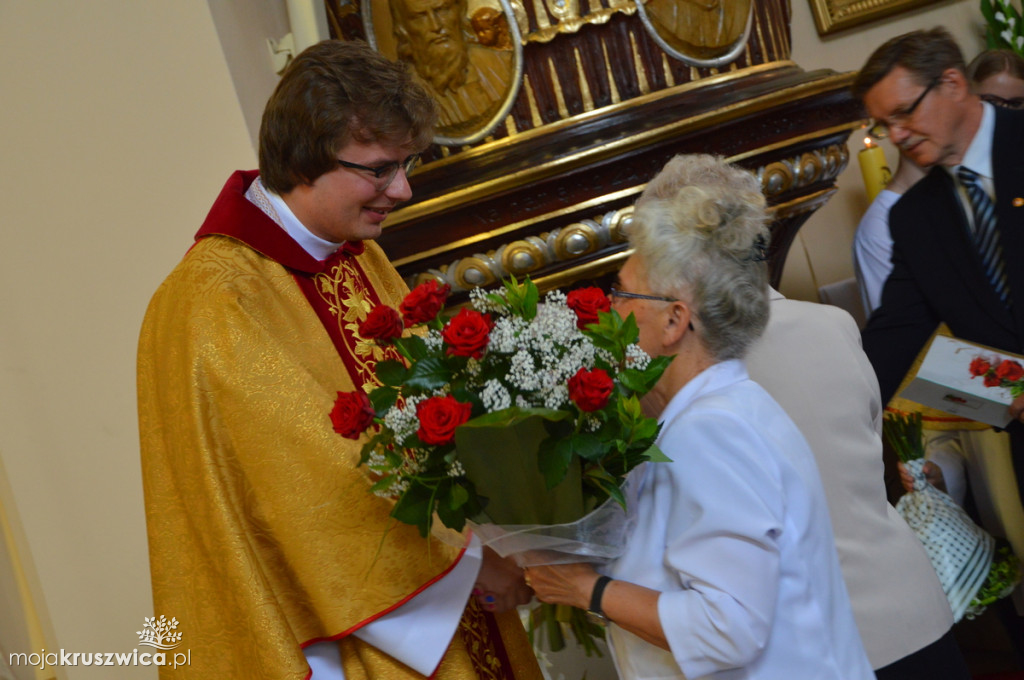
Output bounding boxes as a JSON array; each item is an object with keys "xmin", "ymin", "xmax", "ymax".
[{"xmin": 605, "ymin": 360, "xmax": 873, "ymax": 680}]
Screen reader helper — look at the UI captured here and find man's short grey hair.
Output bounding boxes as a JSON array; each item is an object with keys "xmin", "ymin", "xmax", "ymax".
[{"xmin": 631, "ymin": 154, "xmax": 770, "ymax": 361}]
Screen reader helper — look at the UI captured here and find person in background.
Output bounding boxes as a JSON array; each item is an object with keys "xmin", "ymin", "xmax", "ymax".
[
  {"xmin": 137, "ymin": 40, "xmax": 537, "ymax": 680},
  {"xmin": 747, "ymin": 291, "xmax": 968, "ymax": 678},
  {"xmin": 853, "ymin": 47, "xmax": 1024, "ymax": 318},
  {"xmin": 967, "ymin": 48, "xmax": 1024, "ymax": 110},
  {"xmin": 853, "ymin": 150, "xmax": 927, "ymax": 315},
  {"xmin": 853, "ymin": 27, "xmax": 1024, "ymax": 658},
  {"xmin": 523, "ymin": 154, "xmax": 873, "ymax": 680}
]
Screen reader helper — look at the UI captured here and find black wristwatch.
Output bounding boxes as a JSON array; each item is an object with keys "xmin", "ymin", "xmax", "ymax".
[{"xmin": 586, "ymin": 575, "xmax": 613, "ymax": 626}]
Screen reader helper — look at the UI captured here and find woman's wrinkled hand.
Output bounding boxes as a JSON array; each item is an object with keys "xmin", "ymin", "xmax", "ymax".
[{"xmin": 523, "ymin": 562, "xmax": 599, "ymax": 611}]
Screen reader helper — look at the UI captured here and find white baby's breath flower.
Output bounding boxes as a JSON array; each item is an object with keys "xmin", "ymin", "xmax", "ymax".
[
  {"xmin": 481, "ymin": 379, "xmax": 512, "ymax": 412},
  {"xmin": 543, "ymin": 384, "xmax": 570, "ymax": 410},
  {"xmin": 489, "ymin": 316, "xmax": 528, "ymax": 354},
  {"xmin": 625, "ymin": 343, "xmax": 652, "ymax": 370},
  {"xmin": 469, "ymin": 286, "xmax": 505, "ymax": 313},
  {"xmin": 596, "ymin": 347, "xmax": 617, "ymax": 366},
  {"xmin": 509, "ymin": 349, "xmax": 541, "ymax": 391},
  {"xmin": 423, "ymin": 329, "xmax": 444, "ymax": 352},
  {"xmin": 383, "ymin": 396, "xmax": 425, "ymax": 441},
  {"xmin": 544, "ymin": 289, "xmax": 568, "ymax": 306}
]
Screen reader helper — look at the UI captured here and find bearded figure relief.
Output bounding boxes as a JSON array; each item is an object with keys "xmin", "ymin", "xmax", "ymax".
[{"xmin": 378, "ymin": 0, "xmax": 521, "ymax": 143}]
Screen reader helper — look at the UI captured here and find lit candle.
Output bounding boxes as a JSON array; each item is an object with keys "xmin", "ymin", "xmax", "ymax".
[{"xmin": 858, "ymin": 136, "xmax": 890, "ymax": 203}]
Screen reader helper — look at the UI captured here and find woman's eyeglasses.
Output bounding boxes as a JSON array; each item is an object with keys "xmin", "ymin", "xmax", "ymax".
[{"xmin": 608, "ymin": 285, "xmax": 678, "ymax": 303}]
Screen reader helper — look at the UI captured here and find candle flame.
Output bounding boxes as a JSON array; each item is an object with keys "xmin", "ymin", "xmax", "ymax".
[{"xmin": 863, "ymin": 137, "xmax": 873, "ymax": 148}]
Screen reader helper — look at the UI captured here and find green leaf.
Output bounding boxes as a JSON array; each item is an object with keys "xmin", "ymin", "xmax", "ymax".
[
  {"xmin": 435, "ymin": 483, "xmax": 468, "ymax": 532},
  {"xmin": 501, "ymin": 275, "xmax": 540, "ymax": 320},
  {"xmin": 369, "ymin": 386, "xmax": 399, "ymax": 413},
  {"xmin": 572, "ymin": 433, "xmax": 609, "ymax": 461},
  {"xmin": 462, "ymin": 406, "xmax": 572, "ymax": 428},
  {"xmin": 369, "ymin": 475, "xmax": 399, "ymax": 494},
  {"xmin": 391, "ymin": 481, "xmax": 435, "ymax": 537},
  {"xmin": 449, "ymin": 482, "xmax": 470, "ymax": 510},
  {"xmin": 404, "ymin": 356, "xmax": 452, "ymax": 390},
  {"xmin": 403, "ymin": 335, "xmax": 429, "ymax": 360},
  {"xmin": 358, "ymin": 433, "xmax": 387, "ymax": 465},
  {"xmin": 617, "ymin": 368, "xmax": 648, "ymax": 393},
  {"xmin": 537, "ymin": 436, "xmax": 575, "ymax": 489},
  {"xmin": 375, "ymin": 359, "xmax": 408, "ymax": 387},
  {"xmin": 640, "ymin": 443, "xmax": 671, "ymax": 463}
]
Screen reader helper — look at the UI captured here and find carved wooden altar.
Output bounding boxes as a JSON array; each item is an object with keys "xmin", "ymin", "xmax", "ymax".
[{"xmin": 326, "ymin": 0, "xmax": 863, "ymax": 293}]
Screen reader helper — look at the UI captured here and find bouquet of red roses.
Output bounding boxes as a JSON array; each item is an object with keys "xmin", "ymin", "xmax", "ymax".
[
  {"xmin": 332, "ymin": 276, "xmax": 668, "ymax": 536},
  {"xmin": 331, "ymin": 276, "xmax": 670, "ymax": 653}
]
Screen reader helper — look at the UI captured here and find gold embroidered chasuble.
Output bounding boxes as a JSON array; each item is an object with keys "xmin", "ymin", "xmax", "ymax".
[{"xmin": 137, "ymin": 171, "xmax": 540, "ymax": 679}]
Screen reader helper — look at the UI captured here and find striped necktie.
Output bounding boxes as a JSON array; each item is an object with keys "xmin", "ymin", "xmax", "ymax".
[{"xmin": 956, "ymin": 166, "xmax": 1011, "ymax": 308}]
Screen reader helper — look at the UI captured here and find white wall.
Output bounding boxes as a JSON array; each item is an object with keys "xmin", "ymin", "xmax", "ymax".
[
  {"xmin": 0, "ymin": 1, "xmax": 994, "ymax": 679},
  {"xmin": 0, "ymin": 1, "xmax": 255, "ymax": 677}
]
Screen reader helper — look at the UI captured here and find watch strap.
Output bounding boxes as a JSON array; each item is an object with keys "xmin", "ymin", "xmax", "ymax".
[{"xmin": 589, "ymin": 575, "xmax": 613, "ymax": 617}]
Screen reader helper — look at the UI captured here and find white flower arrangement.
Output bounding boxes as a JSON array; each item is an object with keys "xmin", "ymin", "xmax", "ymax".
[{"xmin": 982, "ymin": 0, "xmax": 1024, "ymax": 56}]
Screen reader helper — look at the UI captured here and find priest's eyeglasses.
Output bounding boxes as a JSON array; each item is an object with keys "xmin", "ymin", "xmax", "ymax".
[
  {"xmin": 609, "ymin": 285, "xmax": 678, "ymax": 303},
  {"xmin": 336, "ymin": 154, "xmax": 421, "ymax": 192},
  {"xmin": 867, "ymin": 75, "xmax": 941, "ymax": 140}
]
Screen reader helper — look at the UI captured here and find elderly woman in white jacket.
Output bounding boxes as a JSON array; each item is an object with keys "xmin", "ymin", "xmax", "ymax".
[{"xmin": 524, "ymin": 154, "xmax": 873, "ymax": 680}]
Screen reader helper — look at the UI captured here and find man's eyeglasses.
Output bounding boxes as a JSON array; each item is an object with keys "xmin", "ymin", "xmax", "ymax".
[
  {"xmin": 867, "ymin": 75, "xmax": 942, "ymax": 140},
  {"xmin": 609, "ymin": 285, "xmax": 678, "ymax": 303},
  {"xmin": 980, "ymin": 93, "xmax": 1024, "ymax": 110},
  {"xmin": 336, "ymin": 153, "xmax": 421, "ymax": 192}
]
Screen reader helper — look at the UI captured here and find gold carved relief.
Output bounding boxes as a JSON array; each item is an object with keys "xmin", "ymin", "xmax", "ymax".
[
  {"xmin": 364, "ymin": 0, "xmax": 525, "ymax": 144},
  {"xmin": 635, "ymin": 0, "xmax": 753, "ymax": 67}
]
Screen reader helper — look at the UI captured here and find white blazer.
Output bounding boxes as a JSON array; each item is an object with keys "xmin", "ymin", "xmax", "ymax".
[{"xmin": 745, "ymin": 289, "xmax": 953, "ymax": 669}]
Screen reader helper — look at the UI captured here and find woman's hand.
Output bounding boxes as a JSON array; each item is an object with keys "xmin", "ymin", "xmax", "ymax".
[
  {"xmin": 898, "ymin": 460, "xmax": 947, "ymax": 494},
  {"xmin": 472, "ymin": 547, "xmax": 533, "ymax": 613},
  {"xmin": 523, "ymin": 562, "xmax": 599, "ymax": 610}
]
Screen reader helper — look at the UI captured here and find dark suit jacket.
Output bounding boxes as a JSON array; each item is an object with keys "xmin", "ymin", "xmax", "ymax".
[
  {"xmin": 862, "ymin": 107, "xmax": 1024, "ymax": 509},
  {"xmin": 863, "ymin": 106, "xmax": 1024, "ymax": 405}
]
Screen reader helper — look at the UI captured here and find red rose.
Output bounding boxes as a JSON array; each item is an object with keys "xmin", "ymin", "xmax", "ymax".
[
  {"xmin": 995, "ymin": 359, "xmax": 1024, "ymax": 382},
  {"xmin": 359, "ymin": 305, "xmax": 404, "ymax": 341},
  {"xmin": 401, "ymin": 280, "xmax": 451, "ymax": 327},
  {"xmin": 416, "ymin": 395, "xmax": 473, "ymax": 445},
  {"xmin": 567, "ymin": 367, "xmax": 615, "ymax": 412},
  {"xmin": 969, "ymin": 357, "xmax": 992, "ymax": 377},
  {"xmin": 567, "ymin": 287, "xmax": 611, "ymax": 329},
  {"xmin": 442, "ymin": 308, "xmax": 493, "ymax": 359},
  {"xmin": 984, "ymin": 373, "xmax": 1002, "ymax": 387},
  {"xmin": 330, "ymin": 390, "xmax": 376, "ymax": 440}
]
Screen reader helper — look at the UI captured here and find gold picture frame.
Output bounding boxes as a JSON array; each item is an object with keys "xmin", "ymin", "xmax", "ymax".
[{"xmin": 809, "ymin": 0, "xmax": 943, "ymax": 35}]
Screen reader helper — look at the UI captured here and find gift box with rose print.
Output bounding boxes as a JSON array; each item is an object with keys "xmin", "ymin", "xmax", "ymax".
[{"xmin": 900, "ymin": 335, "xmax": 1024, "ymax": 428}]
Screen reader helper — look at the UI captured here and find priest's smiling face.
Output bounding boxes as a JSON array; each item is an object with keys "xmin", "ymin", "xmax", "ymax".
[{"xmin": 282, "ymin": 139, "xmax": 416, "ymax": 244}]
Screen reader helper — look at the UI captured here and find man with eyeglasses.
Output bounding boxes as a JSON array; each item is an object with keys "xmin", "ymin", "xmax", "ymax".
[
  {"xmin": 137, "ymin": 40, "xmax": 539, "ymax": 680},
  {"xmin": 853, "ymin": 27, "xmax": 1024, "ymax": 656}
]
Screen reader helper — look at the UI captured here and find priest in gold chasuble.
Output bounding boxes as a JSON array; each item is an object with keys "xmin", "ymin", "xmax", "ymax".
[{"xmin": 137, "ymin": 40, "xmax": 540, "ymax": 680}]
